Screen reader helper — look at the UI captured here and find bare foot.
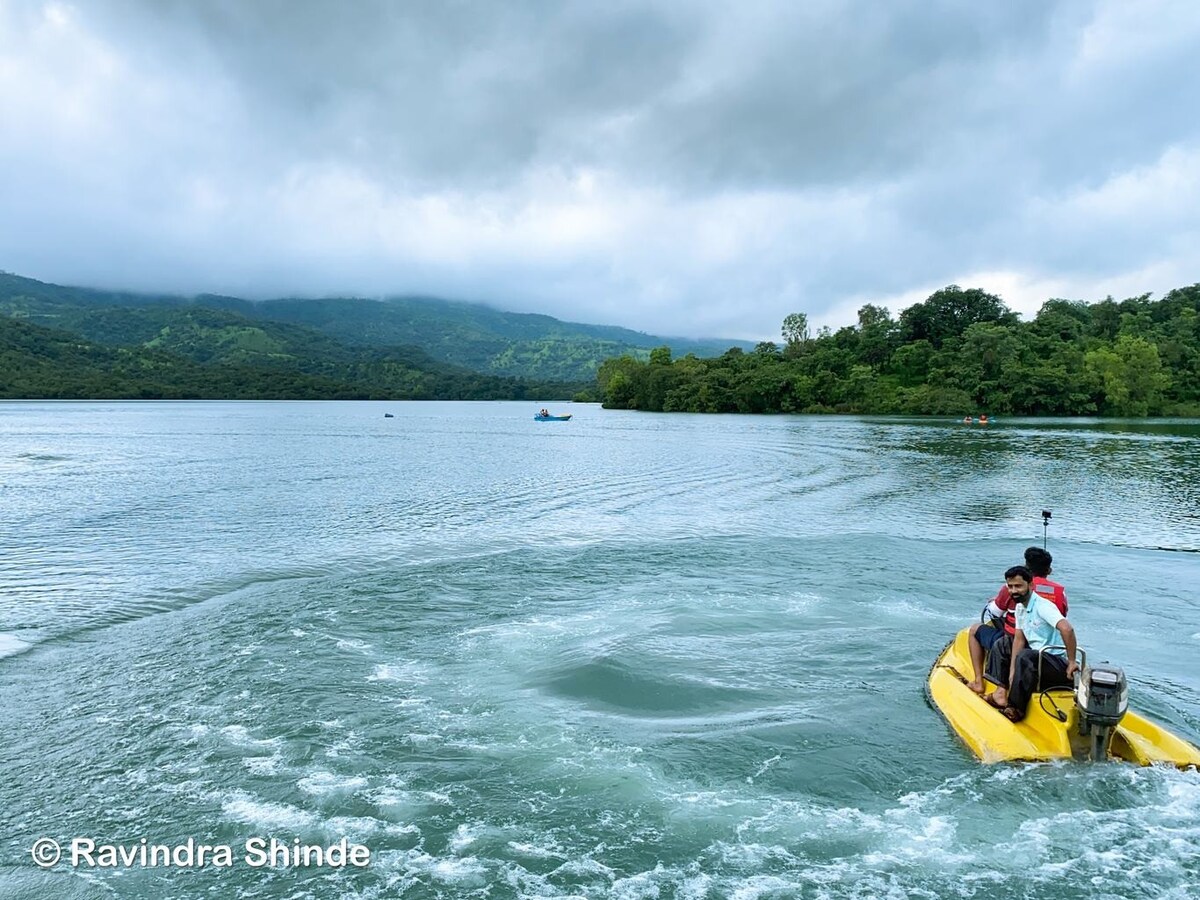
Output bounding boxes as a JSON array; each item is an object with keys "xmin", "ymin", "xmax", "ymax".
[
  {"xmin": 991, "ymin": 689, "xmax": 1008, "ymax": 707},
  {"xmin": 967, "ymin": 680, "xmax": 985, "ymax": 694}
]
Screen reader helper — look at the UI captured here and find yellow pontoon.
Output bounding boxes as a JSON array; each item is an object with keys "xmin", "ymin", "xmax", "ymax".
[{"xmin": 927, "ymin": 627, "xmax": 1200, "ymax": 767}]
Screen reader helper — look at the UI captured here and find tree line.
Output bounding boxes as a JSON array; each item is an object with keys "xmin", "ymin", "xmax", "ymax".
[{"xmin": 595, "ymin": 284, "xmax": 1200, "ymax": 416}]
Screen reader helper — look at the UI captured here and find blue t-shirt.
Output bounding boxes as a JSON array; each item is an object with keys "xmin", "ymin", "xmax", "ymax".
[{"xmin": 1015, "ymin": 595, "xmax": 1066, "ymax": 657}]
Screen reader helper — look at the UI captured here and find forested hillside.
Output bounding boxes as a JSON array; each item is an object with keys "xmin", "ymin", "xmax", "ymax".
[
  {"xmin": 597, "ymin": 285, "xmax": 1200, "ymax": 416},
  {"xmin": 0, "ymin": 273, "xmax": 751, "ymax": 382},
  {"xmin": 0, "ymin": 314, "xmax": 579, "ymax": 400},
  {"xmin": 245, "ymin": 296, "xmax": 751, "ymax": 380}
]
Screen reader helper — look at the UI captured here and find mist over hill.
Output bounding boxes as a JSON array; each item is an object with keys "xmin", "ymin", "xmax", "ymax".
[{"xmin": 0, "ymin": 272, "xmax": 752, "ymax": 384}]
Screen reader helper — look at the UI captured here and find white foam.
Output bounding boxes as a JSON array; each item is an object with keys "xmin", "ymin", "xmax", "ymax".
[
  {"xmin": 221, "ymin": 793, "xmax": 318, "ymax": 831},
  {"xmin": 298, "ymin": 771, "xmax": 368, "ymax": 797},
  {"xmin": 729, "ymin": 875, "xmax": 802, "ymax": 900},
  {"xmin": 713, "ymin": 840, "xmax": 787, "ymax": 869},
  {"xmin": 878, "ymin": 597, "xmax": 963, "ymax": 622},
  {"xmin": 0, "ymin": 633, "xmax": 31, "ymax": 658},
  {"xmin": 367, "ymin": 662, "xmax": 428, "ymax": 683},
  {"xmin": 365, "ymin": 786, "xmax": 411, "ymax": 810},
  {"xmin": 324, "ymin": 731, "xmax": 364, "ymax": 758},
  {"xmin": 449, "ymin": 823, "xmax": 484, "ymax": 852},
  {"xmin": 506, "ymin": 841, "xmax": 565, "ymax": 860},
  {"xmin": 220, "ymin": 725, "xmax": 282, "ymax": 749},
  {"xmin": 405, "ymin": 732, "xmax": 442, "ymax": 745},
  {"xmin": 400, "ymin": 851, "xmax": 487, "ymax": 885},
  {"xmin": 748, "ymin": 754, "xmax": 782, "ymax": 782},
  {"xmin": 242, "ymin": 753, "xmax": 282, "ymax": 776},
  {"xmin": 326, "ymin": 815, "xmax": 392, "ymax": 837},
  {"xmin": 549, "ymin": 856, "xmax": 616, "ymax": 879},
  {"xmin": 679, "ymin": 873, "xmax": 714, "ymax": 900},
  {"xmin": 611, "ymin": 866, "xmax": 671, "ymax": 899}
]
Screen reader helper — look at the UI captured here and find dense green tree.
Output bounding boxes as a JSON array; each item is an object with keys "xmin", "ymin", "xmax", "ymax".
[
  {"xmin": 649, "ymin": 345, "xmax": 672, "ymax": 366},
  {"xmin": 898, "ymin": 285, "xmax": 1016, "ymax": 349},
  {"xmin": 781, "ymin": 312, "xmax": 810, "ymax": 352},
  {"xmin": 596, "ymin": 283, "xmax": 1200, "ymax": 417},
  {"xmin": 854, "ymin": 304, "xmax": 898, "ymax": 366},
  {"xmin": 1085, "ymin": 335, "xmax": 1169, "ymax": 416}
]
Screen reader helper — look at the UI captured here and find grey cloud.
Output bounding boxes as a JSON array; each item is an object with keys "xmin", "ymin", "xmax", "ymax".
[
  {"xmin": 88, "ymin": 0, "xmax": 1076, "ymax": 190},
  {"xmin": 2, "ymin": 0, "xmax": 1198, "ymax": 338}
]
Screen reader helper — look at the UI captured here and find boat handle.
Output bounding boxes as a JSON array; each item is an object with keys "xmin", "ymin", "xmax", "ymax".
[{"xmin": 1036, "ymin": 646, "xmax": 1085, "ymax": 688}]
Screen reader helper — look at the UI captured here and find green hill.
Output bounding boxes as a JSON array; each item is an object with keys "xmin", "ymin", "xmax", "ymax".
[
  {"xmin": 0, "ymin": 286, "xmax": 581, "ymax": 400},
  {"xmin": 0, "ymin": 316, "xmax": 353, "ymax": 399},
  {"xmin": 0, "ymin": 272, "xmax": 752, "ymax": 382},
  {"xmin": 246, "ymin": 295, "xmax": 752, "ymax": 380}
]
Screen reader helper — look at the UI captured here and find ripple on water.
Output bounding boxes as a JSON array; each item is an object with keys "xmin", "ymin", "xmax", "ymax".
[
  {"xmin": 0, "ymin": 633, "xmax": 31, "ymax": 659},
  {"xmin": 2, "ymin": 405, "xmax": 1199, "ymax": 900}
]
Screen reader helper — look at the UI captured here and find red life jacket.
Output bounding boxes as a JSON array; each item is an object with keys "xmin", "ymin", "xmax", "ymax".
[
  {"xmin": 1033, "ymin": 576, "xmax": 1068, "ymax": 615},
  {"xmin": 993, "ymin": 577, "xmax": 1068, "ymax": 634}
]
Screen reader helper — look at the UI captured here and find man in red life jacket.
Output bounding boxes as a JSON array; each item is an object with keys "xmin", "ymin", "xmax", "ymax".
[{"xmin": 966, "ymin": 546, "xmax": 1068, "ymax": 705}]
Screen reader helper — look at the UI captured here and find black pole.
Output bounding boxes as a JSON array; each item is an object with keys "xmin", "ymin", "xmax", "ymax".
[{"xmin": 1042, "ymin": 509, "xmax": 1052, "ymax": 549}]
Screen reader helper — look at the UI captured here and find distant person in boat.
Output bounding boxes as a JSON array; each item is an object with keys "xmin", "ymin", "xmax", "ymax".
[
  {"xmin": 539, "ymin": 409, "xmax": 549, "ymax": 417},
  {"xmin": 966, "ymin": 547, "xmax": 1068, "ymax": 698},
  {"xmin": 963, "ymin": 416, "xmax": 974, "ymax": 424},
  {"xmin": 984, "ymin": 564, "xmax": 1078, "ymax": 722}
]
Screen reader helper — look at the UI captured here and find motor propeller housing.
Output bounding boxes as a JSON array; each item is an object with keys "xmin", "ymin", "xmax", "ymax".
[{"xmin": 1076, "ymin": 664, "xmax": 1129, "ymax": 730}]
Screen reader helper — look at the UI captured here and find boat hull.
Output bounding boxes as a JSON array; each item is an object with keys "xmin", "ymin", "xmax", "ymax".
[
  {"xmin": 927, "ymin": 627, "xmax": 1200, "ymax": 767},
  {"xmin": 534, "ymin": 415, "xmax": 572, "ymax": 421}
]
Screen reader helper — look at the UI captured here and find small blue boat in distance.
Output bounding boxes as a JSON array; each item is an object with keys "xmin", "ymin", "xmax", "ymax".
[{"xmin": 534, "ymin": 412, "xmax": 572, "ymax": 421}]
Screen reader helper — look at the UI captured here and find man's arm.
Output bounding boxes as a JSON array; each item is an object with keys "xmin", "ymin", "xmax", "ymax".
[
  {"xmin": 983, "ymin": 586, "xmax": 1011, "ymax": 622},
  {"xmin": 1057, "ymin": 620, "xmax": 1078, "ymax": 679}
]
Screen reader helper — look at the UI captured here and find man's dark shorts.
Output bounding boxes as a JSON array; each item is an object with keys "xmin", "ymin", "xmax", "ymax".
[{"xmin": 975, "ymin": 622, "xmax": 1007, "ymax": 651}]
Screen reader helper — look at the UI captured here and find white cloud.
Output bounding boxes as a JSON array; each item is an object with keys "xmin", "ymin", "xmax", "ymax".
[{"xmin": 1, "ymin": 0, "xmax": 1198, "ymax": 339}]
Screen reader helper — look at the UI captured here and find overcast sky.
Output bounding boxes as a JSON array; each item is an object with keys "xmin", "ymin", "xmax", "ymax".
[{"xmin": 2, "ymin": 0, "xmax": 1199, "ymax": 340}]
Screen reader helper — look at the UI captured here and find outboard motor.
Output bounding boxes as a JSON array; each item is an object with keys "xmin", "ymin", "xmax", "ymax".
[{"xmin": 1075, "ymin": 664, "xmax": 1129, "ymax": 761}]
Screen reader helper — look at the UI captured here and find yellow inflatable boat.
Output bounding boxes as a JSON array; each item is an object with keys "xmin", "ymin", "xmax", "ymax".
[{"xmin": 927, "ymin": 627, "xmax": 1200, "ymax": 767}]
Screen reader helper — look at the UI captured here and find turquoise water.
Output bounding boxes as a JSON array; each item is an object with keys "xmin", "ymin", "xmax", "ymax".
[{"xmin": 0, "ymin": 401, "xmax": 1197, "ymax": 899}]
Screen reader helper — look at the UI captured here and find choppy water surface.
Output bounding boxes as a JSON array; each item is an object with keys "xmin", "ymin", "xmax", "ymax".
[{"xmin": 1, "ymin": 401, "xmax": 1197, "ymax": 899}]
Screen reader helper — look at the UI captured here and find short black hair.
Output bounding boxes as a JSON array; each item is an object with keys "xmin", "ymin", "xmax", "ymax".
[
  {"xmin": 1005, "ymin": 565, "xmax": 1033, "ymax": 583},
  {"xmin": 1024, "ymin": 546, "xmax": 1052, "ymax": 577}
]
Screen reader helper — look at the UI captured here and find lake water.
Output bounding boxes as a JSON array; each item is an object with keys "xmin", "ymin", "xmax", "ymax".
[{"xmin": 1, "ymin": 401, "xmax": 1197, "ymax": 899}]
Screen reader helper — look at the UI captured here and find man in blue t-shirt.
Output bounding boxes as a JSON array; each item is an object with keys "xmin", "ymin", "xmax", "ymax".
[
  {"xmin": 989, "ymin": 564, "xmax": 1079, "ymax": 722},
  {"xmin": 968, "ymin": 547, "xmax": 1069, "ymax": 701}
]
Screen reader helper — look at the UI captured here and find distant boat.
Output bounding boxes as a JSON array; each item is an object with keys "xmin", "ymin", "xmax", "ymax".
[
  {"xmin": 534, "ymin": 413, "xmax": 572, "ymax": 421},
  {"xmin": 384, "ymin": 413, "xmax": 394, "ymax": 418}
]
